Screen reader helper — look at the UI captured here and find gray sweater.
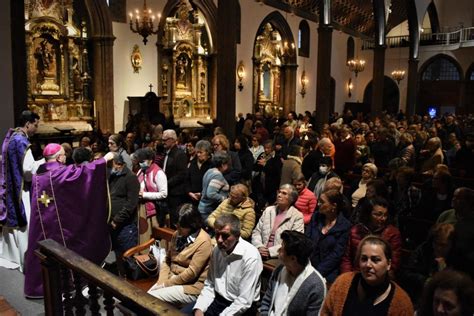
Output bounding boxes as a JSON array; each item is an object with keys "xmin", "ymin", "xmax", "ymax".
[{"xmin": 260, "ymin": 264, "xmax": 326, "ymax": 316}]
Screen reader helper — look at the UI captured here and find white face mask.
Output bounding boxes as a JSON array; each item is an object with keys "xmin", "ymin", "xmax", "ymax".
[{"xmin": 319, "ymin": 166, "xmax": 329, "ymax": 174}]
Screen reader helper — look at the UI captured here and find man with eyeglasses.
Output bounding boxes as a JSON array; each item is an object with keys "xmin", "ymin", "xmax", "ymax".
[
  {"xmin": 162, "ymin": 129, "xmax": 187, "ymax": 227},
  {"xmin": 193, "ymin": 214, "xmax": 262, "ymax": 316}
]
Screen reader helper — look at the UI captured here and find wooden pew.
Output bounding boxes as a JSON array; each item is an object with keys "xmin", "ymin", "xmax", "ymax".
[{"xmin": 123, "ymin": 227, "xmax": 176, "ymax": 292}]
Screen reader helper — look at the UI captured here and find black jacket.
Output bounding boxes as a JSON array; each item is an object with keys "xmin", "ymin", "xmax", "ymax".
[
  {"xmin": 164, "ymin": 145, "xmax": 188, "ymax": 196},
  {"xmin": 109, "ymin": 166, "xmax": 140, "ymax": 227},
  {"xmin": 185, "ymin": 158, "xmax": 213, "ymax": 193}
]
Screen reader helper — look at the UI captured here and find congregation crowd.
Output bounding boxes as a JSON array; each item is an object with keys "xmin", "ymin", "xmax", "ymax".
[{"xmin": 2, "ymin": 108, "xmax": 474, "ymax": 315}]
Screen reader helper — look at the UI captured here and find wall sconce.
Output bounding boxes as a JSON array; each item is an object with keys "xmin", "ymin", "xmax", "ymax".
[
  {"xmin": 347, "ymin": 78, "xmax": 353, "ymax": 97},
  {"xmin": 300, "ymin": 70, "xmax": 308, "ymax": 98},
  {"xmin": 237, "ymin": 61, "xmax": 245, "ymax": 91}
]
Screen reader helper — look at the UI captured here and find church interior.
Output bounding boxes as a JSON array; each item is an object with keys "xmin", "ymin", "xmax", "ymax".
[
  {"xmin": 1, "ymin": 0, "xmax": 474, "ymax": 314},
  {"xmin": 0, "ymin": 0, "xmax": 473, "ymax": 137}
]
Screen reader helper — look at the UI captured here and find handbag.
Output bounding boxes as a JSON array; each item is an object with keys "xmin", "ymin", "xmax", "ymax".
[{"xmin": 124, "ymin": 253, "xmax": 159, "ymax": 280}]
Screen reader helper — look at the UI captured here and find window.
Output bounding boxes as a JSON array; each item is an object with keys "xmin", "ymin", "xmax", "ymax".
[
  {"xmin": 422, "ymin": 57, "xmax": 461, "ymax": 81},
  {"xmin": 347, "ymin": 37, "xmax": 355, "ymax": 62},
  {"xmin": 298, "ymin": 20, "xmax": 310, "ymax": 57}
]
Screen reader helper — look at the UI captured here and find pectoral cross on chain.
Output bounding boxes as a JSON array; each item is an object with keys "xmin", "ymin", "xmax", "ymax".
[{"xmin": 38, "ymin": 191, "xmax": 53, "ymax": 207}]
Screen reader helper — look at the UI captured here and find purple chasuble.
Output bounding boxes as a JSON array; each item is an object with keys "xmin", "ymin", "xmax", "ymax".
[
  {"xmin": 0, "ymin": 128, "xmax": 31, "ymax": 227},
  {"xmin": 24, "ymin": 159, "xmax": 111, "ymax": 298}
]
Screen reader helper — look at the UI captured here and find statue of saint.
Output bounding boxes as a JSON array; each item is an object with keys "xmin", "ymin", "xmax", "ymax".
[
  {"xmin": 176, "ymin": 56, "xmax": 188, "ymax": 87},
  {"xmin": 34, "ymin": 38, "xmax": 54, "ymax": 82}
]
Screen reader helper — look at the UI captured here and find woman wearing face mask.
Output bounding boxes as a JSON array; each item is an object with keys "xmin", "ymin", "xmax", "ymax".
[
  {"xmin": 340, "ymin": 197, "xmax": 401, "ymax": 278},
  {"xmin": 134, "ymin": 148, "xmax": 168, "ymax": 245},
  {"xmin": 108, "ymin": 134, "xmax": 133, "ymax": 170},
  {"xmin": 307, "ymin": 156, "xmax": 339, "ymax": 200},
  {"xmin": 321, "ymin": 236, "xmax": 413, "ymax": 315}
]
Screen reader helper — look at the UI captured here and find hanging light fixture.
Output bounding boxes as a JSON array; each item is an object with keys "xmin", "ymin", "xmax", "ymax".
[
  {"xmin": 391, "ymin": 24, "xmax": 406, "ymax": 84},
  {"xmin": 129, "ymin": 0, "xmax": 161, "ymax": 45},
  {"xmin": 347, "ymin": 59, "xmax": 366, "ymax": 77}
]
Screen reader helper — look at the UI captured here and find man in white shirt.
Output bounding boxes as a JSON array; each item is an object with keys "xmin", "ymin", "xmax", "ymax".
[{"xmin": 193, "ymin": 214, "xmax": 263, "ymax": 316}]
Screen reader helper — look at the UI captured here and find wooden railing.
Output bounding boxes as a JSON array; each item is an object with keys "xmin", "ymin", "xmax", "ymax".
[{"xmin": 36, "ymin": 239, "xmax": 182, "ymax": 316}]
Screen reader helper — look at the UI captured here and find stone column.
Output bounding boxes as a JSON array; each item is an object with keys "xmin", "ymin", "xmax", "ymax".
[
  {"xmin": 406, "ymin": 0, "xmax": 420, "ymax": 116},
  {"xmin": 315, "ymin": 25, "xmax": 333, "ymax": 130},
  {"xmin": 10, "ymin": 0, "xmax": 28, "ymax": 125},
  {"xmin": 371, "ymin": 45, "xmax": 386, "ymax": 115},
  {"xmin": 92, "ymin": 36, "xmax": 115, "ymax": 132},
  {"xmin": 216, "ymin": 0, "xmax": 238, "ymax": 140},
  {"xmin": 406, "ymin": 58, "xmax": 419, "ymax": 116}
]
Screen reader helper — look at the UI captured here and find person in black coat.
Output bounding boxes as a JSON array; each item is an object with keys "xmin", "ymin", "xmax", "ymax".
[
  {"xmin": 109, "ymin": 154, "xmax": 140, "ymax": 276},
  {"xmin": 234, "ymin": 135, "xmax": 254, "ymax": 183},
  {"xmin": 185, "ymin": 140, "xmax": 213, "ymax": 207},
  {"xmin": 252, "ymin": 140, "xmax": 282, "ymax": 211},
  {"xmin": 162, "ymin": 129, "xmax": 188, "ymax": 227}
]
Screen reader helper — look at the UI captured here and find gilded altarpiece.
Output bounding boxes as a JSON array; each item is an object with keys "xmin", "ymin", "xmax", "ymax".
[
  {"xmin": 253, "ymin": 23, "xmax": 291, "ymax": 116},
  {"xmin": 159, "ymin": 0, "xmax": 212, "ymax": 123},
  {"xmin": 25, "ymin": 0, "xmax": 93, "ymax": 134}
]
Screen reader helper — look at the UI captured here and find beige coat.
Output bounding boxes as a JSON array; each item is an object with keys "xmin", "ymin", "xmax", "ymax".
[
  {"xmin": 157, "ymin": 229, "xmax": 212, "ymax": 295},
  {"xmin": 251, "ymin": 205, "xmax": 304, "ymax": 258}
]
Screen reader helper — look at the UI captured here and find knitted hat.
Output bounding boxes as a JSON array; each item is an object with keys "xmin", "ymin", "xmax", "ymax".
[{"xmin": 43, "ymin": 143, "xmax": 62, "ymax": 157}]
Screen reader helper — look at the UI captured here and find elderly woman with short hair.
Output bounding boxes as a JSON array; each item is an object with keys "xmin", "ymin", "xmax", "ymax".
[
  {"xmin": 350, "ymin": 163, "xmax": 378, "ymax": 208},
  {"xmin": 252, "ymin": 184, "xmax": 304, "ymax": 260}
]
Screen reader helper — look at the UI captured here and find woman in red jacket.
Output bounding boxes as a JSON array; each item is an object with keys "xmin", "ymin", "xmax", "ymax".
[{"xmin": 340, "ymin": 196, "xmax": 402, "ymax": 278}]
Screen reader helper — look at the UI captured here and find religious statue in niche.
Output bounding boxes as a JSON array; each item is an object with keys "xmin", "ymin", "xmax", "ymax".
[
  {"xmin": 24, "ymin": 0, "xmax": 94, "ymax": 133},
  {"xmin": 131, "ymin": 45, "xmax": 142, "ymax": 73},
  {"xmin": 34, "ymin": 38, "xmax": 54, "ymax": 82},
  {"xmin": 160, "ymin": 0, "xmax": 212, "ymax": 120},
  {"xmin": 176, "ymin": 54, "xmax": 189, "ymax": 89},
  {"xmin": 161, "ymin": 63, "xmax": 169, "ymax": 97},
  {"xmin": 200, "ymin": 72, "xmax": 206, "ymax": 102},
  {"xmin": 253, "ymin": 22, "xmax": 286, "ymax": 115}
]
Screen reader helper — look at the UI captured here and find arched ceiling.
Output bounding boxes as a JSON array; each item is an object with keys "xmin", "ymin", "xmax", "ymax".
[{"xmin": 264, "ymin": 0, "xmax": 409, "ymax": 38}]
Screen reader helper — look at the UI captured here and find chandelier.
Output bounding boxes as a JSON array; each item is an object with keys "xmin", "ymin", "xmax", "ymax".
[
  {"xmin": 391, "ymin": 69, "xmax": 405, "ymax": 84},
  {"xmin": 129, "ymin": 0, "xmax": 161, "ymax": 45},
  {"xmin": 391, "ymin": 26, "xmax": 406, "ymax": 84},
  {"xmin": 347, "ymin": 59, "xmax": 366, "ymax": 77}
]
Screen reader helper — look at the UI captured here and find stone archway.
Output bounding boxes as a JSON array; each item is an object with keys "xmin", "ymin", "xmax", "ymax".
[{"xmin": 363, "ymin": 76, "xmax": 400, "ymax": 115}]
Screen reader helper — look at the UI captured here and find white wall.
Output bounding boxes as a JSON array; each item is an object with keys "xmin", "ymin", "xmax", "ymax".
[{"xmin": 112, "ymin": 0, "xmax": 166, "ymax": 132}]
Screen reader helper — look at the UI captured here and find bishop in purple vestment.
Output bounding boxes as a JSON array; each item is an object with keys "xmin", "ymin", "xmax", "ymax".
[{"xmin": 24, "ymin": 144, "xmax": 115, "ymax": 298}]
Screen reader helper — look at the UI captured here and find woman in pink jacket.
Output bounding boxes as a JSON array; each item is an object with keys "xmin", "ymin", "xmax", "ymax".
[{"xmin": 293, "ymin": 174, "xmax": 317, "ymax": 227}]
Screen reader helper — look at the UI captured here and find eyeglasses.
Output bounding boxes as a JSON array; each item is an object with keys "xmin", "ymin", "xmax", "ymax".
[
  {"xmin": 162, "ymin": 138, "xmax": 171, "ymax": 142},
  {"xmin": 215, "ymin": 232, "xmax": 231, "ymax": 240}
]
